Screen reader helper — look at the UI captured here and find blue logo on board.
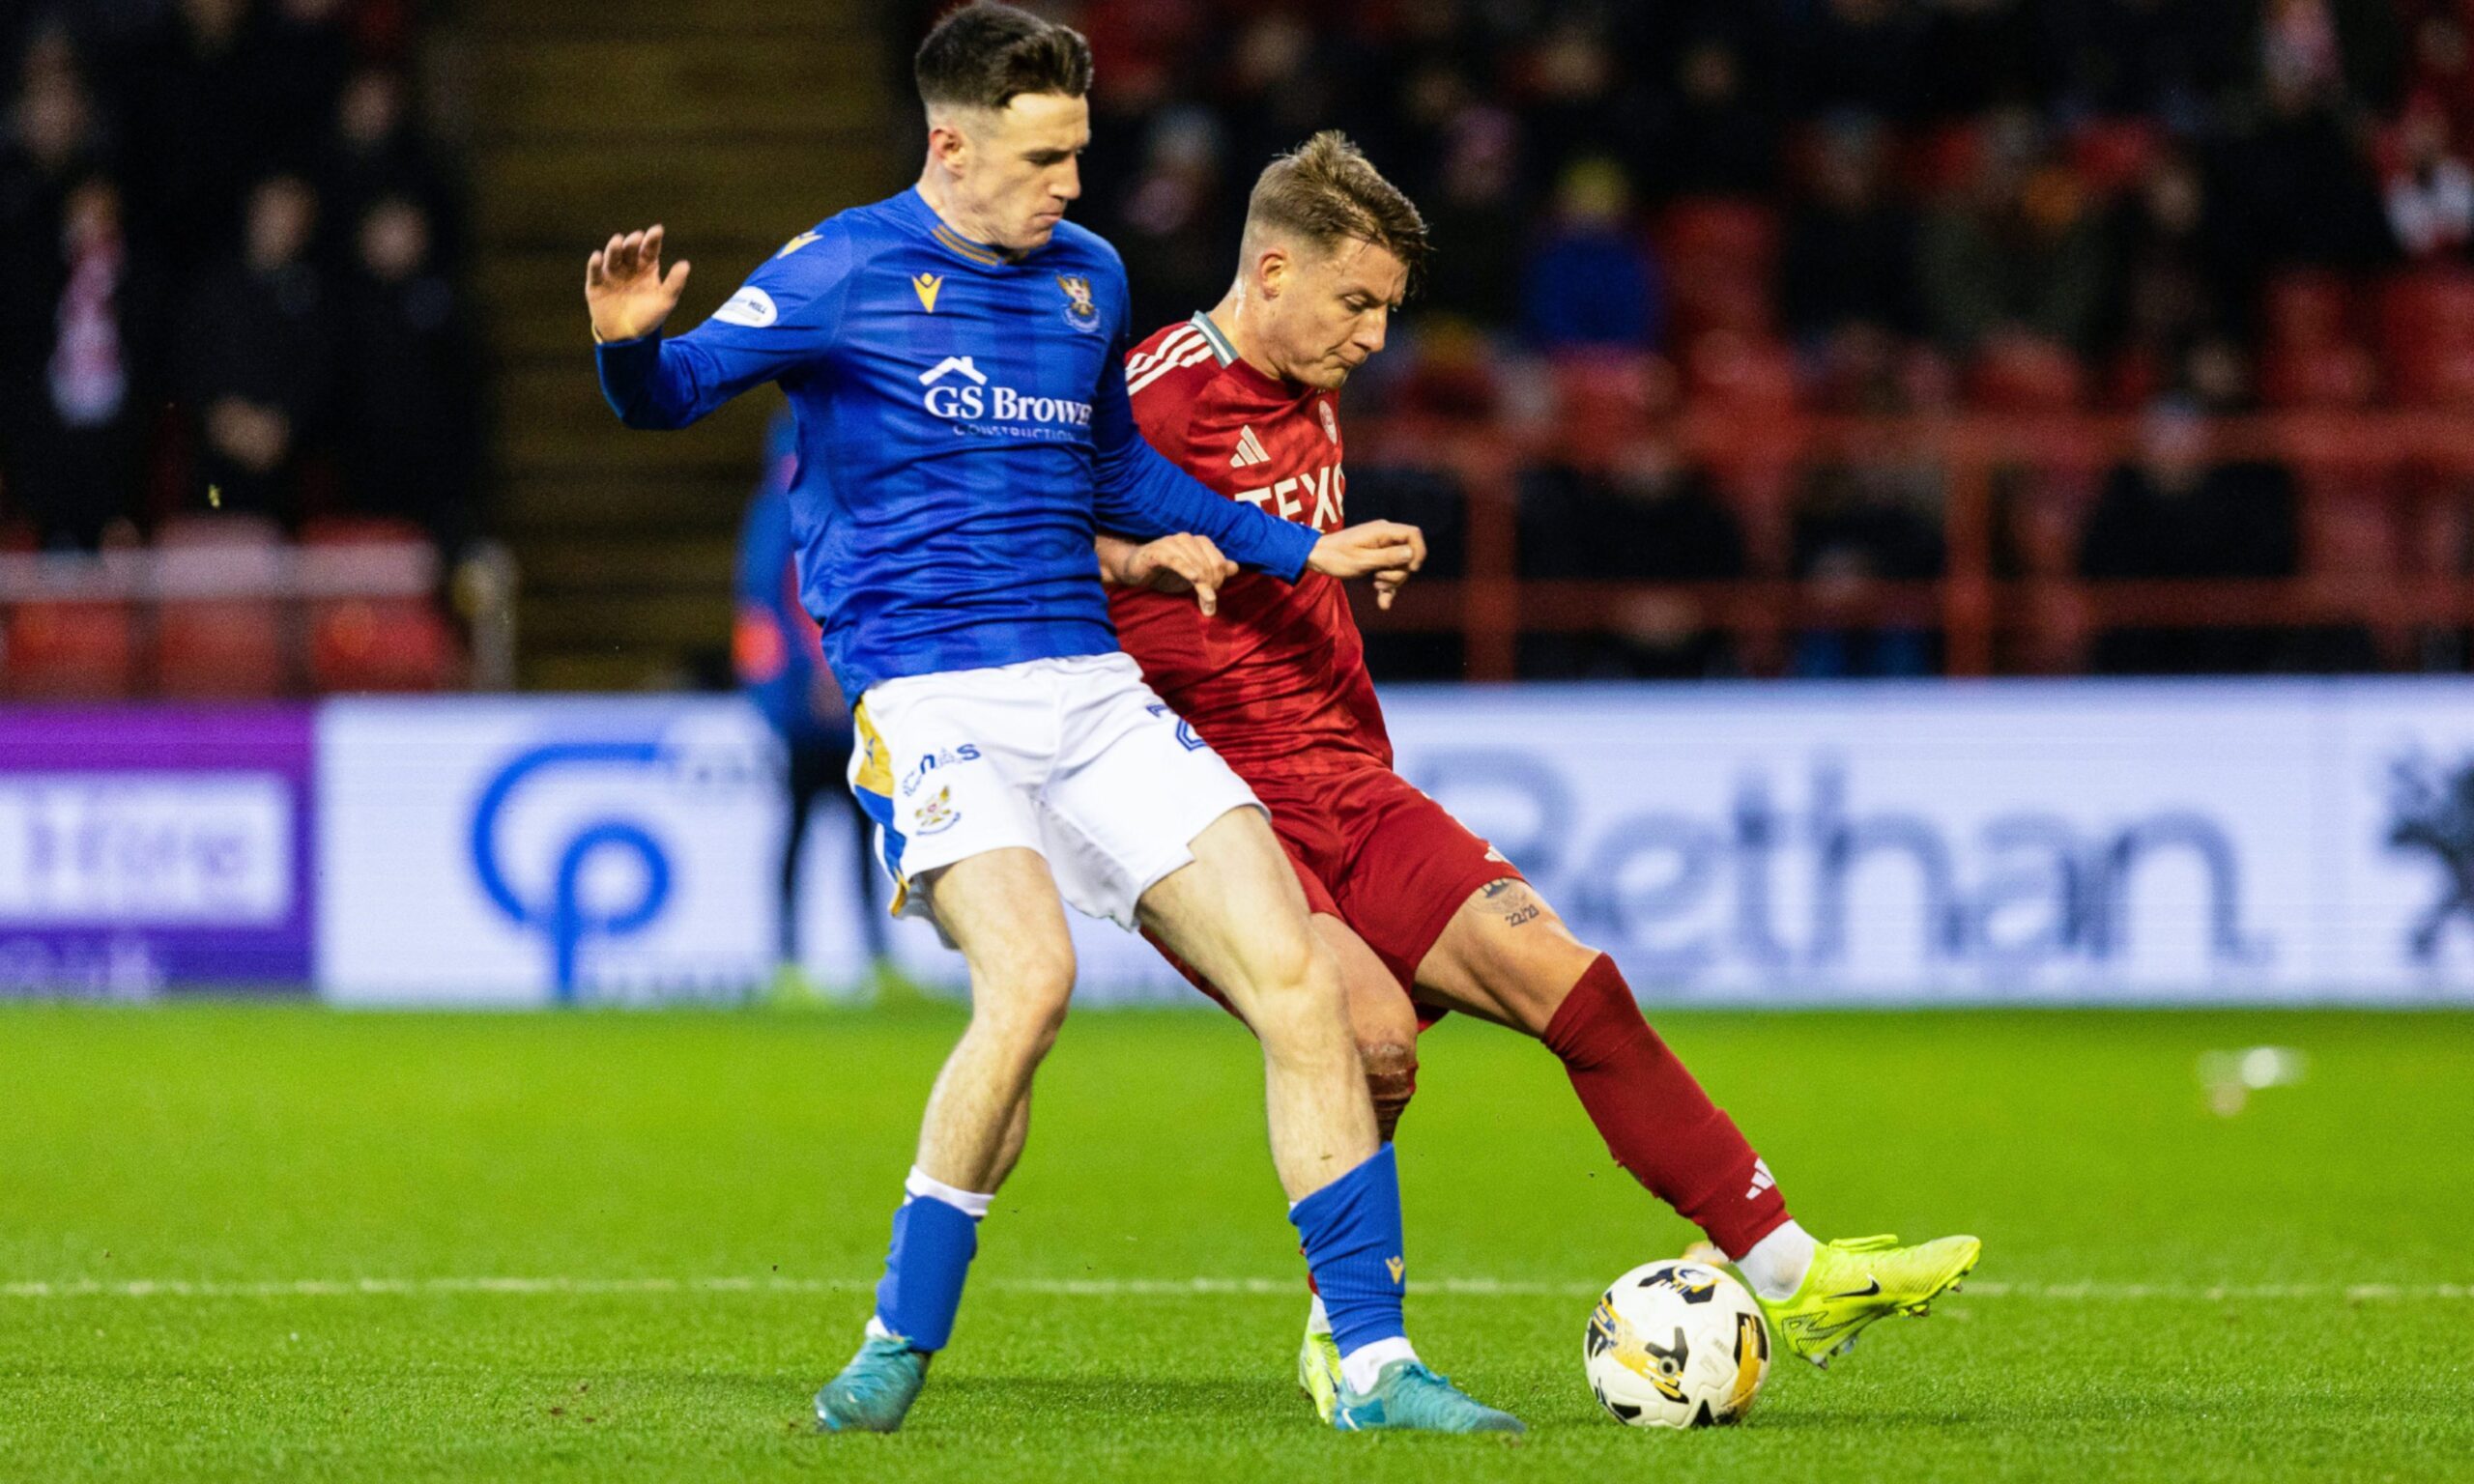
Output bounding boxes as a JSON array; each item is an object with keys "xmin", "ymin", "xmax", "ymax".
[{"xmin": 468, "ymin": 741, "xmax": 680, "ymax": 1001}]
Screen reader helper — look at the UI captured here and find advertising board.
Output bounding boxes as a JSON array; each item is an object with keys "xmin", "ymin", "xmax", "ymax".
[{"xmin": 0, "ymin": 707, "xmax": 314, "ymax": 994}]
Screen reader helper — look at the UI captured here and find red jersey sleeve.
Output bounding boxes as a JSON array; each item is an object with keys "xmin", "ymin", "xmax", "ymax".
[{"xmin": 1110, "ymin": 318, "xmax": 1391, "ymax": 778}]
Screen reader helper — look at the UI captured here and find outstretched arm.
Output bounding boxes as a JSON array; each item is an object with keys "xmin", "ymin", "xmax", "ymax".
[{"xmin": 590, "ymin": 224, "xmax": 845, "ymax": 429}]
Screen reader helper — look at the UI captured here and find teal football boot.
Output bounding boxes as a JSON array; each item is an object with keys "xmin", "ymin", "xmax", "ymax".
[
  {"xmin": 1332, "ymin": 1358, "xmax": 1525, "ymax": 1434},
  {"xmin": 815, "ymin": 1334, "xmax": 930, "ymax": 1433}
]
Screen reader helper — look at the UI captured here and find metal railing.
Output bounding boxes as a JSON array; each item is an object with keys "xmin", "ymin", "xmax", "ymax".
[{"xmin": 1346, "ymin": 411, "xmax": 2474, "ymax": 680}]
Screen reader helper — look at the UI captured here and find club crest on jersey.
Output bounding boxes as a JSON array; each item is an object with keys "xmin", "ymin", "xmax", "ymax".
[
  {"xmin": 912, "ymin": 272, "xmax": 943, "ymax": 313},
  {"xmin": 1055, "ymin": 273, "xmax": 1101, "ymax": 333},
  {"xmin": 1318, "ymin": 399, "xmax": 1338, "ymax": 443}
]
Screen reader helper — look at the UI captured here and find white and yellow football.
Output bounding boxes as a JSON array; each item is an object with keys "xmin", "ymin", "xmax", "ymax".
[{"xmin": 1584, "ymin": 1259, "xmax": 1771, "ymax": 1429}]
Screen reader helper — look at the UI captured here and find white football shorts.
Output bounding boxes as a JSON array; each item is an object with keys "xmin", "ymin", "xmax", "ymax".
[{"xmin": 848, "ymin": 651, "xmax": 1263, "ymax": 929}]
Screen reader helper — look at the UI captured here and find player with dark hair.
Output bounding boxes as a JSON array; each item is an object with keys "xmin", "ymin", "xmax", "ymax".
[
  {"xmin": 1103, "ymin": 131, "xmax": 1982, "ymax": 1419},
  {"xmin": 589, "ymin": 0, "xmax": 1519, "ymax": 1438}
]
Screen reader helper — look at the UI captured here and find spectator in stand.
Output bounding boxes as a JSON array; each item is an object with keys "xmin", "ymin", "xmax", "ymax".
[
  {"xmin": 2079, "ymin": 402, "xmax": 2302, "ymax": 673},
  {"xmin": 1521, "ymin": 18, "xmax": 1650, "ymax": 197},
  {"xmin": 1916, "ymin": 0, "xmax": 2051, "ymax": 118},
  {"xmin": 337, "ymin": 194, "xmax": 479, "ymax": 551},
  {"xmin": 1780, "ymin": 115, "xmax": 1918, "ymax": 347},
  {"xmin": 1519, "ymin": 157, "xmax": 1665, "ymax": 353},
  {"xmin": 10, "ymin": 175, "xmax": 161, "ymax": 549},
  {"xmin": 1644, "ymin": 35, "xmax": 1777, "ymax": 199},
  {"xmin": 1789, "ymin": 453, "xmax": 1946, "ymax": 678},
  {"xmin": 2052, "ymin": 0, "xmax": 2250, "ymax": 124},
  {"xmin": 1518, "ymin": 441, "xmax": 1746, "ymax": 679},
  {"xmin": 1915, "ymin": 114, "xmax": 2110, "ymax": 355},
  {"xmin": 1416, "ymin": 104, "xmax": 1522, "ymax": 329},
  {"xmin": 318, "ymin": 67, "xmax": 468, "ymax": 274},
  {"xmin": 178, "ymin": 172, "xmax": 334, "ymax": 524},
  {"xmin": 2214, "ymin": 48, "xmax": 2394, "ymax": 273},
  {"xmin": 2104, "ymin": 147, "xmax": 2241, "ymax": 384},
  {"xmin": 2383, "ymin": 101, "xmax": 2474, "ymax": 260},
  {"xmin": 261, "ymin": 0, "xmax": 353, "ymax": 149},
  {"xmin": 0, "ymin": 29, "xmax": 106, "ymax": 365},
  {"xmin": 734, "ymin": 410, "xmax": 895, "ymax": 1001},
  {"xmin": 2403, "ymin": 9, "xmax": 2473, "ymax": 157},
  {"xmin": 102, "ymin": 0, "xmax": 289, "ymax": 274},
  {"xmin": 1108, "ymin": 107, "xmax": 1232, "ymax": 338},
  {"xmin": 1793, "ymin": 0, "xmax": 1930, "ymax": 122}
]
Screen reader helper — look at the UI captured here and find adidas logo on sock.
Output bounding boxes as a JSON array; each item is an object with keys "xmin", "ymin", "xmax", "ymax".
[
  {"xmin": 1229, "ymin": 424, "xmax": 1271, "ymax": 468},
  {"xmin": 1745, "ymin": 1159, "xmax": 1775, "ymax": 1200}
]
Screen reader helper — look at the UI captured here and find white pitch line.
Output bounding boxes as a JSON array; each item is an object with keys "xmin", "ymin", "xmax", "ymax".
[{"xmin": 0, "ymin": 1276, "xmax": 2466, "ymax": 1302}]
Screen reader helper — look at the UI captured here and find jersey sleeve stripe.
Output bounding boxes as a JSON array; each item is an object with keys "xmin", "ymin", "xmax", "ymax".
[
  {"xmin": 1127, "ymin": 326, "xmax": 1204, "ymax": 382},
  {"xmin": 1127, "ymin": 341, "xmax": 1218, "ymax": 396}
]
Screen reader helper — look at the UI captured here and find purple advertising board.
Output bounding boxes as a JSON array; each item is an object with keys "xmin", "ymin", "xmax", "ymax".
[{"xmin": 0, "ymin": 707, "xmax": 315, "ymax": 995}]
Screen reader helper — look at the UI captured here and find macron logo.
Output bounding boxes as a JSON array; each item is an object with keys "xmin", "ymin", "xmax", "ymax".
[
  {"xmin": 918, "ymin": 356, "xmax": 988, "ymax": 386},
  {"xmin": 1229, "ymin": 424, "xmax": 1271, "ymax": 469}
]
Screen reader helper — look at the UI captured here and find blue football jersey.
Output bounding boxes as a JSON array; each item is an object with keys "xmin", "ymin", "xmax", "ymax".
[{"xmin": 596, "ymin": 186, "xmax": 1319, "ymax": 699}]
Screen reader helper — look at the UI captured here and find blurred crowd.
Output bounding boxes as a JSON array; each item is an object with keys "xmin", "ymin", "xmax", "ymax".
[
  {"xmin": 0, "ymin": 0, "xmax": 477, "ymax": 554},
  {"xmin": 986, "ymin": 0, "xmax": 2474, "ymax": 678}
]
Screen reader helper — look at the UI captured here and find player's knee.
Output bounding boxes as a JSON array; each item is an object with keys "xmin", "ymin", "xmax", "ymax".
[
  {"xmin": 1247, "ymin": 938, "xmax": 1349, "ymax": 1054},
  {"xmin": 1360, "ymin": 1040, "xmax": 1418, "ymax": 1142},
  {"xmin": 975, "ymin": 951, "xmax": 1077, "ymax": 1055},
  {"xmin": 1240, "ymin": 919, "xmax": 1340, "ymax": 1010}
]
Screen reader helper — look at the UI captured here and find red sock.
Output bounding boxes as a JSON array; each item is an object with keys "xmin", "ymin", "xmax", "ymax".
[{"xmin": 1540, "ymin": 955, "xmax": 1789, "ymax": 1259}]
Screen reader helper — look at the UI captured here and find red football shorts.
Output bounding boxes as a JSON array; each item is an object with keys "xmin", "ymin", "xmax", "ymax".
[{"xmin": 1151, "ymin": 759, "xmax": 1523, "ymax": 1020}]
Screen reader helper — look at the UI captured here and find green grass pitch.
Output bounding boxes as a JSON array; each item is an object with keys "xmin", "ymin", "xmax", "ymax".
[{"xmin": 4, "ymin": 1001, "xmax": 2471, "ymax": 1482}]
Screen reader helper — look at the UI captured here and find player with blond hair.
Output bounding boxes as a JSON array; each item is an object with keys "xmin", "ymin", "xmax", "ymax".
[{"xmin": 1103, "ymin": 131, "xmax": 1982, "ymax": 1419}]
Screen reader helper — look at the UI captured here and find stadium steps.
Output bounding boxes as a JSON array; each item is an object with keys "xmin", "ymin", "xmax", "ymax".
[{"xmin": 464, "ymin": 0, "xmax": 906, "ymax": 690}]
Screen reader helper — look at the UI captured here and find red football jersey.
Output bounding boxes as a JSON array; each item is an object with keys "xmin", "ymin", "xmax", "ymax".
[{"xmin": 1110, "ymin": 312, "xmax": 1391, "ymax": 778}]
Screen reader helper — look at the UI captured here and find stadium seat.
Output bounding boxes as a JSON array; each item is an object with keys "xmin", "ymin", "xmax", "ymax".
[
  {"xmin": 1656, "ymin": 197, "xmax": 1779, "ymax": 277},
  {"xmin": 2067, "ymin": 119, "xmax": 2159, "ymax": 199},
  {"xmin": 1685, "ymin": 330, "xmax": 1801, "ymax": 416},
  {"xmin": 1967, "ymin": 335, "xmax": 2085, "ymax": 413},
  {"xmin": 2261, "ymin": 342, "xmax": 2380, "ymax": 408},
  {"xmin": 4, "ymin": 595, "xmax": 138, "ymax": 699},
  {"xmin": 2378, "ymin": 268, "xmax": 2474, "ymax": 405},
  {"xmin": 1548, "ymin": 351, "xmax": 1676, "ymax": 467},
  {"xmin": 151, "ymin": 513, "xmax": 291, "ymax": 698},
  {"xmin": 2263, "ymin": 271, "xmax": 2357, "ymax": 351},
  {"xmin": 300, "ymin": 517, "xmax": 460, "ymax": 692},
  {"xmin": 1667, "ymin": 262, "xmax": 1776, "ymax": 341}
]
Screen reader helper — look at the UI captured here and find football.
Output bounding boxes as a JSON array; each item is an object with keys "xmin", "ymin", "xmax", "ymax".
[{"xmin": 1584, "ymin": 1260, "xmax": 1772, "ymax": 1429}]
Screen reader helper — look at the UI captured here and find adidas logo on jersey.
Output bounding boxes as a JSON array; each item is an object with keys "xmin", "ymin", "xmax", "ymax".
[
  {"xmin": 1229, "ymin": 425, "xmax": 1272, "ymax": 469},
  {"xmin": 1745, "ymin": 1160, "xmax": 1776, "ymax": 1200}
]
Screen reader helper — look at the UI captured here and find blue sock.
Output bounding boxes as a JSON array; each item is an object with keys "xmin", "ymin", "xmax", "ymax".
[
  {"xmin": 873, "ymin": 1176, "xmax": 985, "ymax": 1352},
  {"xmin": 1288, "ymin": 1144, "xmax": 1407, "ymax": 1357}
]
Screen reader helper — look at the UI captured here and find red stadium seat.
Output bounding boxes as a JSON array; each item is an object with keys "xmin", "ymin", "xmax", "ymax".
[
  {"xmin": 2377, "ymin": 268, "xmax": 2474, "ymax": 406},
  {"xmin": 151, "ymin": 513, "xmax": 291, "ymax": 698},
  {"xmin": 2261, "ymin": 342, "xmax": 2380, "ymax": 408},
  {"xmin": 299, "ymin": 517, "xmax": 460, "ymax": 692},
  {"xmin": 2264, "ymin": 271, "xmax": 2357, "ymax": 351},
  {"xmin": 1967, "ymin": 335, "xmax": 2085, "ymax": 413},
  {"xmin": 4, "ymin": 597, "xmax": 138, "ymax": 699},
  {"xmin": 2068, "ymin": 119, "xmax": 2159, "ymax": 198},
  {"xmin": 307, "ymin": 598, "xmax": 460, "ymax": 692},
  {"xmin": 1667, "ymin": 262, "xmax": 1776, "ymax": 341},
  {"xmin": 1685, "ymin": 330, "xmax": 1801, "ymax": 415},
  {"xmin": 1547, "ymin": 351, "xmax": 1676, "ymax": 467},
  {"xmin": 1656, "ymin": 198, "xmax": 1780, "ymax": 277}
]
